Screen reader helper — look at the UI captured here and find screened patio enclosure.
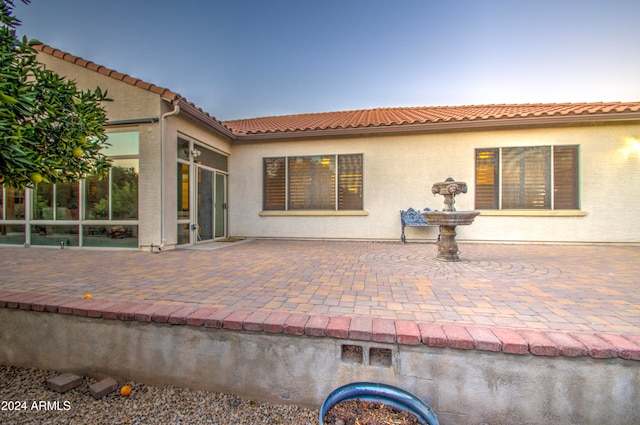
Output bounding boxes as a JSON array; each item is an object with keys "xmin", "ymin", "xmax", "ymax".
[{"xmin": 0, "ymin": 131, "xmax": 140, "ymax": 248}]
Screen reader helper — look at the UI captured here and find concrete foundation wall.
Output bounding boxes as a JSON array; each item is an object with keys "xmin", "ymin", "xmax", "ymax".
[{"xmin": 1, "ymin": 309, "xmax": 637, "ymax": 425}]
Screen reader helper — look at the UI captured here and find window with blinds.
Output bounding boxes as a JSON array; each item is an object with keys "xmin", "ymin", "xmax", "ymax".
[
  {"xmin": 475, "ymin": 149, "xmax": 499, "ymax": 209},
  {"xmin": 475, "ymin": 145, "xmax": 578, "ymax": 210},
  {"xmin": 263, "ymin": 154, "xmax": 363, "ymax": 211},
  {"xmin": 553, "ymin": 146, "xmax": 579, "ymax": 209},
  {"xmin": 264, "ymin": 157, "xmax": 286, "ymax": 210},
  {"xmin": 338, "ymin": 154, "xmax": 363, "ymax": 210}
]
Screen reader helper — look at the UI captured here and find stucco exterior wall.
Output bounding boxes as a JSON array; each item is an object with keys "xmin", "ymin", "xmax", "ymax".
[
  {"xmin": 36, "ymin": 53, "xmax": 162, "ymax": 121},
  {"xmin": 229, "ymin": 123, "xmax": 640, "ymax": 243}
]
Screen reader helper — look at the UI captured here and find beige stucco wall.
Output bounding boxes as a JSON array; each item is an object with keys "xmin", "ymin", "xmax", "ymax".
[
  {"xmin": 229, "ymin": 123, "xmax": 640, "ymax": 243},
  {"xmin": 36, "ymin": 53, "xmax": 162, "ymax": 121}
]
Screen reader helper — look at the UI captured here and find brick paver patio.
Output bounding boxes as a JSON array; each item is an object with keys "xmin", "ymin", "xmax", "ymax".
[{"xmin": 1, "ymin": 240, "xmax": 638, "ymax": 335}]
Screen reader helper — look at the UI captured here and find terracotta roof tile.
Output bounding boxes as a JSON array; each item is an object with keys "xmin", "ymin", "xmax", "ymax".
[
  {"xmin": 85, "ymin": 62, "xmax": 100, "ymax": 72},
  {"xmin": 134, "ymin": 80, "xmax": 152, "ymax": 90},
  {"xmin": 73, "ymin": 57, "xmax": 89, "ymax": 67},
  {"xmin": 97, "ymin": 66, "xmax": 111, "ymax": 77},
  {"xmin": 121, "ymin": 75, "xmax": 138, "ymax": 85},
  {"xmin": 109, "ymin": 70, "xmax": 126, "ymax": 81},
  {"xmin": 223, "ymin": 102, "xmax": 640, "ymax": 136}
]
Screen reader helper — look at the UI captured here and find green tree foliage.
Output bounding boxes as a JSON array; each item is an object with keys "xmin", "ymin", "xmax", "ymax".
[{"xmin": 0, "ymin": 0, "xmax": 111, "ymax": 189}]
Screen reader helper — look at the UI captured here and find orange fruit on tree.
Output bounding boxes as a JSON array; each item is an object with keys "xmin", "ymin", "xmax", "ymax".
[
  {"xmin": 72, "ymin": 147, "xmax": 83, "ymax": 158},
  {"xmin": 120, "ymin": 385, "xmax": 132, "ymax": 396},
  {"xmin": 30, "ymin": 172, "xmax": 43, "ymax": 184}
]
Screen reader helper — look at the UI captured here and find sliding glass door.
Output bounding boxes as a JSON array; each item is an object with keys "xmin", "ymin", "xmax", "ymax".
[{"xmin": 196, "ymin": 165, "xmax": 226, "ymax": 242}]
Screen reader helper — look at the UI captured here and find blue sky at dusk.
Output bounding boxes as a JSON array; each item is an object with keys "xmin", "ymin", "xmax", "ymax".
[{"xmin": 13, "ymin": 0, "xmax": 640, "ymax": 121}]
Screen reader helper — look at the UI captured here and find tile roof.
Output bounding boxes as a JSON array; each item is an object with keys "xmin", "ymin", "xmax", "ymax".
[
  {"xmin": 223, "ymin": 102, "xmax": 640, "ymax": 137},
  {"xmin": 33, "ymin": 45, "xmax": 640, "ymax": 141}
]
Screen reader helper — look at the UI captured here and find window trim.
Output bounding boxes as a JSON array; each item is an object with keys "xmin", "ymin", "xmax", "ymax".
[
  {"xmin": 476, "ymin": 209, "xmax": 585, "ymax": 217},
  {"xmin": 259, "ymin": 210, "xmax": 369, "ymax": 217}
]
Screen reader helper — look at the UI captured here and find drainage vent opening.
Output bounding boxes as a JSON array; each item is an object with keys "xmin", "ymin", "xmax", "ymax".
[
  {"xmin": 370, "ymin": 347, "xmax": 392, "ymax": 367},
  {"xmin": 341, "ymin": 345, "xmax": 363, "ymax": 364}
]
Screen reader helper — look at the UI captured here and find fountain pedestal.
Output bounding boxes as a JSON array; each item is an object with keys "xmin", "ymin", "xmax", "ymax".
[
  {"xmin": 439, "ymin": 225, "xmax": 460, "ymax": 262},
  {"xmin": 422, "ymin": 178, "xmax": 480, "ymax": 262}
]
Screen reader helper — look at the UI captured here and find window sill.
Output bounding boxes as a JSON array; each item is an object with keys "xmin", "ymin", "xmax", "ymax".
[
  {"xmin": 259, "ymin": 210, "xmax": 369, "ymax": 217},
  {"xmin": 477, "ymin": 210, "xmax": 586, "ymax": 217}
]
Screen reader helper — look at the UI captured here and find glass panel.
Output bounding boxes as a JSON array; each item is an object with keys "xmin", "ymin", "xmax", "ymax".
[
  {"xmin": 5, "ymin": 187, "xmax": 25, "ymax": 219},
  {"xmin": 475, "ymin": 149, "xmax": 499, "ymax": 209},
  {"xmin": 177, "ymin": 223, "xmax": 190, "ymax": 245},
  {"xmin": 177, "ymin": 138, "xmax": 190, "ymax": 161},
  {"xmin": 103, "ymin": 131, "xmax": 139, "ymax": 156},
  {"xmin": 288, "ymin": 156, "xmax": 335, "ymax": 210},
  {"xmin": 338, "ymin": 154, "xmax": 363, "ymax": 210},
  {"xmin": 502, "ymin": 147, "xmax": 550, "ymax": 209},
  {"xmin": 288, "ymin": 157, "xmax": 312, "ymax": 209},
  {"xmin": 83, "ymin": 225, "xmax": 138, "ymax": 248},
  {"xmin": 263, "ymin": 158, "xmax": 286, "ymax": 210},
  {"xmin": 0, "ymin": 225, "xmax": 25, "ymax": 244},
  {"xmin": 197, "ymin": 167, "xmax": 214, "ymax": 241},
  {"xmin": 85, "ymin": 175, "xmax": 109, "ymax": 220},
  {"xmin": 523, "ymin": 147, "xmax": 550, "ymax": 209},
  {"xmin": 56, "ymin": 181, "xmax": 79, "ymax": 220},
  {"xmin": 502, "ymin": 148, "xmax": 522, "ymax": 208},
  {"xmin": 553, "ymin": 145, "xmax": 579, "ymax": 209},
  {"xmin": 196, "ymin": 145, "xmax": 228, "ymax": 172},
  {"xmin": 215, "ymin": 173, "xmax": 225, "ymax": 238},
  {"xmin": 31, "ymin": 225, "xmax": 79, "ymax": 247},
  {"xmin": 111, "ymin": 159, "xmax": 139, "ymax": 220},
  {"xmin": 33, "ymin": 183, "xmax": 54, "ymax": 220},
  {"xmin": 177, "ymin": 163, "xmax": 190, "ymax": 219}
]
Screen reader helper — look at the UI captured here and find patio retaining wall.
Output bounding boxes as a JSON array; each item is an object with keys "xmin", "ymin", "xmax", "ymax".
[{"xmin": 0, "ymin": 299, "xmax": 639, "ymax": 425}]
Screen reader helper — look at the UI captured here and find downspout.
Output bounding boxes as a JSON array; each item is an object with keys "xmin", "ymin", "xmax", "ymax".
[{"xmin": 154, "ymin": 101, "xmax": 180, "ymax": 252}]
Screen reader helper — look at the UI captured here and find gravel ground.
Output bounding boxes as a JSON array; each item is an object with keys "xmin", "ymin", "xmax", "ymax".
[{"xmin": 0, "ymin": 365, "xmax": 319, "ymax": 424}]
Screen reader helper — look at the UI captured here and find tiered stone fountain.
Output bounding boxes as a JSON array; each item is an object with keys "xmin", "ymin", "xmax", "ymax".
[{"xmin": 422, "ymin": 177, "xmax": 480, "ymax": 262}]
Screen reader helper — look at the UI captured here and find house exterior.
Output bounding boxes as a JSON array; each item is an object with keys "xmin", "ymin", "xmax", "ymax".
[{"xmin": 1, "ymin": 44, "xmax": 638, "ymax": 249}]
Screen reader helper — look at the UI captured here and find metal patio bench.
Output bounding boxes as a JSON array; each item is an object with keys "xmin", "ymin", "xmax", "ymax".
[{"xmin": 400, "ymin": 207, "xmax": 439, "ymax": 243}]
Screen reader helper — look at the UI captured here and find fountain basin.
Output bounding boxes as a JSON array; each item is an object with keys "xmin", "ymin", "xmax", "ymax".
[{"xmin": 422, "ymin": 210, "xmax": 480, "ymax": 226}]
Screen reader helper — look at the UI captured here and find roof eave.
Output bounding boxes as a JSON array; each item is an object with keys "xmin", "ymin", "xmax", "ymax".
[
  {"xmin": 231, "ymin": 112, "xmax": 640, "ymax": 142},
  {"xmin": 175, "ymin": 99, "xmax": 236, "ymax": 140}
]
